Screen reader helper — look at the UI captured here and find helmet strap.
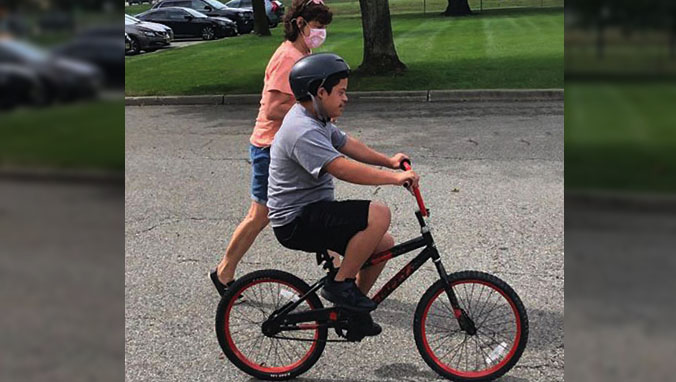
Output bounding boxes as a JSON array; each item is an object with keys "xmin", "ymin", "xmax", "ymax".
[{"xmin": 309, "ymin": 93, "xmax": 329, "ymax": 124}]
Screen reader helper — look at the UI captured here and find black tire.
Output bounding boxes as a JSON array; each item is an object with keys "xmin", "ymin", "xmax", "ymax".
[
  {"xmin": 202, "ymin": 26, "xmax": 215, "ymax": 40},
  {"xmin": 414, "ymin": 271, "xmax": 528, "ymax": 381},
  {"xmin": 128, "ymin": 37, "xmax": 141, "ymax": 55},
  {"xmin": 215, "ymin": 269, "xmax": 327, "ymax": 380}
]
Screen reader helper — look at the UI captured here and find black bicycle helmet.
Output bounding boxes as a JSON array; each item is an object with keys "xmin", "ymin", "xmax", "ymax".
[{"xmin": 289, "ymin": 53, "xmax": 350, "ymax": 100}]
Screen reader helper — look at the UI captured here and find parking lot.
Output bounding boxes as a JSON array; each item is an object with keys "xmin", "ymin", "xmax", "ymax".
[{"xmin": 125, "ymin": 99, "xmax": 564, "ymax": 381}]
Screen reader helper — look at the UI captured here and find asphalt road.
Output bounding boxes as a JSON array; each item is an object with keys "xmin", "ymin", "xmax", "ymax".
[
  {"xmin": 125, "ymin": 100, "xmax": 564, "ymax": 382},
  {"xmin": 0, "ymin": 179, "xmax": 124, "ymax": 382}
]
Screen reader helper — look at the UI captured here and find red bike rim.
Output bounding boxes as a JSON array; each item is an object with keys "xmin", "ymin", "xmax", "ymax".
[
  {"xmin": 420, "ymin": 279, "xmax": 522, "ymax": 378},
  {"xmin": 224, "ymin": 278, "xmax": 320, "ymax": 374}
]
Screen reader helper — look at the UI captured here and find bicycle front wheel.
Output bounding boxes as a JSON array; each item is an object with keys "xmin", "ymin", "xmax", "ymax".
[
  {"xmin": 215, "ymin": 269, "xmax": 327, "ymax": 380},
  {"xmin": 414, "ymin": 271, "xmax": 528, "ymax": 381}
]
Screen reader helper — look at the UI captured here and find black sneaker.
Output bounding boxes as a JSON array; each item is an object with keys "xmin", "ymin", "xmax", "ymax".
[
  {"xmin": 209, "ymin": 270, "xmax": 239, "ymax": 299},
  {"xmin": 321, "ymin": 278, "xmax": 377, "ymax": 312}
]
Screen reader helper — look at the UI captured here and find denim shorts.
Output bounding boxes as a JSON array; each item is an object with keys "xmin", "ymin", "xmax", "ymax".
[{"xmin": 250, "ymin": 144, "xmax": 271, "ymax": 204}]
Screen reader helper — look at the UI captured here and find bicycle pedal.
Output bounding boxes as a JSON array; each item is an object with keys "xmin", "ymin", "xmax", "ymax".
[{"xmin": 345, "ymin": 329, "xmax": 366, "ymax": 342}]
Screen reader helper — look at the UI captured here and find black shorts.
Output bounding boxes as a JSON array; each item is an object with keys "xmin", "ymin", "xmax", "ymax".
[{"xmin": 273, "ymin": 200, "xmax": 371, "ymax": 256}]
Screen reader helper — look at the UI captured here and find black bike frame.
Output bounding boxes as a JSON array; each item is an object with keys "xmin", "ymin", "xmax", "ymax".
[
  {"xmin": 270, "ymin": 209, "xmax": 465, "ymax": 331},
  {"xmin": 269, "ymin": 160, "xmax": 467, "ymax": 330}
]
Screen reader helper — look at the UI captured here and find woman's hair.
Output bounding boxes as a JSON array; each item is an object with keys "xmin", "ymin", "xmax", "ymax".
[{"xmin": 283, "ymin": 0, "xmax": 333, "ymax": 42}]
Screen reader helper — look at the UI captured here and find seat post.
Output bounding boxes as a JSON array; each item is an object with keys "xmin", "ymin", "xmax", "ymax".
[{"xmin": 316, "ymin": 250, "xmax": 338, "ymax": 279}]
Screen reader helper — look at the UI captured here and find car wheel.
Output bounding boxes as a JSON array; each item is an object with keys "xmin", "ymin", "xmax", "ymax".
[
  {"xmin": 29, "ymin": 83, "xmax": 50, "ymax": 107},
  {"xmin": 202, "ymin": 26, "xmax": 216, "ymax": 40},
  {"xmin": 128, "ymin": 37, "xmax": 141, "ymax": 55}
]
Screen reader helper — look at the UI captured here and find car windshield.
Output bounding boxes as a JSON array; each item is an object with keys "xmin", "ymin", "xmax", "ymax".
[
  {"xmin": 125, "ymin": 14, "xmax": 141, "ymax": 24},
  {"xmin": 182, "ymin": 8, "xmax": 208, "ymax": 18},
  {"xmin": 203, "ymin": 0, "xmax": 226, "ymax": 9},
  {"xmin": 0, "ymin": 40, "xmax": 48, "ymax": 62}
]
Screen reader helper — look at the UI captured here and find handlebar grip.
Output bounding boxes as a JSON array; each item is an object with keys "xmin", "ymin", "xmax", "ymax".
[
  {"xmin": 401, "ymin": 159, "xmax": 412, "ymax": 189},
  {"xmin": 400, "ymin": 159, "xmax": 412, "ymax": 171}
]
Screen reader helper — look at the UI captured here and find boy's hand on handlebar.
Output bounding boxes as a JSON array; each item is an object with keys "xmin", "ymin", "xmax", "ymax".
[
  {"xmin": 396, "ymin": 170, "xmax": 420, "ymax": 188},
  {"xmin": 389, "ymin": 153, "xmax": 410, "ymax": 169}
]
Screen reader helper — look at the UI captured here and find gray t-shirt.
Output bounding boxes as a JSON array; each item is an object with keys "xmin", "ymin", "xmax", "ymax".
[{"xmin": 267, "ymin": 103, "xmax": 348, "ymax": 227}]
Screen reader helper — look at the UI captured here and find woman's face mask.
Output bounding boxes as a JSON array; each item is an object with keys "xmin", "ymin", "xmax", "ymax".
[
  {"xmin": 304, "ymin": 28, "xmax": 326, "ymax": 49},
  {"xmin": 298, "ymin": 19, "xmax": 326, "ymax": 49}
]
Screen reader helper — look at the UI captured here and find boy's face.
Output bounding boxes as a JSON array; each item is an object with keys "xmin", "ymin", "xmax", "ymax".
[{"xmin": 317, "ymin": 78, "xmax": 348, "ymax": 119}]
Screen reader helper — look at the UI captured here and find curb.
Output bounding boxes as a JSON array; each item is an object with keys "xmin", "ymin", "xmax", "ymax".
[
  {"xmin": 566, "ymin": 190, "xmax": 676, "ymax": 214},
  {"xmin": 126, "ymin": 89, "xmax": 564, "ymax": 106},
  {"xmin": 0, "ymin": 167, "xmax": 123, "ymax": 185}
]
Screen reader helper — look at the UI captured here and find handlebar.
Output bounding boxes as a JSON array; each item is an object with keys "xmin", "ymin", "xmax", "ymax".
[{"xmin": 399, "ymin": 159, "xmax": 428, "ymax": 217}]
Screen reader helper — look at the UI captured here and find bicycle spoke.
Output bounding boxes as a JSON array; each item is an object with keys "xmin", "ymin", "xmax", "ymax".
[
  {"xmin": 469, "ymin": 283, "xmax": 486, "ymax": 317},
  {"xmin": 431, "ymin": 332, "xmax": 455, "ymax": 352},
  {"xmin": 478, "ymin": 327, "xmax": 514, "ymax": 344},
  {"xmin": 471, "ymin": 287, "xmax": 492, "ymax": 325},
  {"xmin": 475, "ymin": 336, "xmax": 493, "ymax": 367},
  {"xmin": 277, "ymin": 338, "xmax": 295, "ymax": 365},
  {"xmin": 439, "ymin": 335, "xmax": 468, "ymax": 364},
  {"xmin": 462, "ymin": 284, "xmax": 473, "ymax": 317},
  {"xmin": 464, "ymin": 336, "xmax": 470, "ymax": 372},
  {"xmin": 476, "ymin": 297, "xmax": 508, "ymax": 331}
]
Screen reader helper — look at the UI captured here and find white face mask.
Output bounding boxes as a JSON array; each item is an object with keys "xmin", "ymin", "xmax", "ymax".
[{"xmin": 303, "ymin": 28, "xmax": 326, "ymax": 49}]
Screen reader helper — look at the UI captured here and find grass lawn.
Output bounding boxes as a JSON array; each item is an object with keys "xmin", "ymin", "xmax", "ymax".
[
  {"xmin": 125, "ymin": 7, "xmax": 563, "ymax": 95},
  {"xmin": 0, "ymin": 101, "xmax": 124, "ymax": 170},
  {"xmin": 565, "ymin": 81, "xmax": 676, "ymax": 193},
  {"xmin": 125, "ymin": 0, "xmax": 561, "ymax": 17}
]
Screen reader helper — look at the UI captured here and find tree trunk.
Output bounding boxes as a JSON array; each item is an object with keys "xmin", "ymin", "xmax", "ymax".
[
  {"xmin": 357, "ymin": 0, "xmax": 406, "ymax": 74},
  {"xmin": 444, "ymin": 0, "xmax": 471, "ymax": 16},
  {"xmin": 252, "ymin": 0, "xmax": 270, "ymax": 36}
]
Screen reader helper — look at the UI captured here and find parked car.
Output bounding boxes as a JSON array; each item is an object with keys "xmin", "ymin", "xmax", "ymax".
[
  {"xmin": 52, "ymin": 33, "xmax": 125, "ymax": 87},
  {"xmin": 0, "ymin": 64, "xmax": 45, "ymax": 110},
  {"xmin": 128, "ymin": 0, "xmax": 152, "ymax": 4},
  {"xmin": 125, "ymin": 14, "xmax": 173, "ymax": 54},
  {"xmin": 0, "ymin": 40, "xmax": 102, "ymax": 103},
  {"xmin": 225, "ymin": 0, "xmax": 283, "ymax": 27},
  {"xmin": 136, "ymin": 7, "xmax": 237, "ymax": 40},
  {"xmin": 152, "ymin": 0, "xmax": 254, "ymax": 34},
  {"xmin": 126, "ymin": 15, "xmax": 175, "ymax": 41}
]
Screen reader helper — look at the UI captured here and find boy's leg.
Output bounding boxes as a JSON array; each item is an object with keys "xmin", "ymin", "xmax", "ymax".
[
  {"xmin": 335, "ymin": 202, "xmax": 391, "ymax": 282},
  {"xmin": 356, "ymin": 232, "xmax": 394, "ymax": 295},
  {"xmin": 216, "ymin": 201, "xmax": 269, "ymax": 284}
]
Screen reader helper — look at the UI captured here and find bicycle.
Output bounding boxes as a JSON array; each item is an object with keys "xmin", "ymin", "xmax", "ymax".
[{"xmin": 215, "ymin": 160, "xmax": 529, "ymax": 381}]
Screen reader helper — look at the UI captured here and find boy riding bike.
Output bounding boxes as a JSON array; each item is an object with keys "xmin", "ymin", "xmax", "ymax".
[{"xmin": 267, "ymin": 53, "xmax": 420, "ymax": 335}]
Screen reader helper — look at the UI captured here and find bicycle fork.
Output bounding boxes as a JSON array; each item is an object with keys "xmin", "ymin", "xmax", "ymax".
[{"xmin": 430, "ymin": 247, "xmax": 477, "ymax": 335}]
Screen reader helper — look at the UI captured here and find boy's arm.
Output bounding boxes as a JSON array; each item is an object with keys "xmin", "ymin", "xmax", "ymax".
[
  {"xmin": 338, "ymin": 135, "xmax": 408, "ymax": 169},
  {"xmin": 325, "ymin": 157, "xmax": 419, "ymax": 187}
]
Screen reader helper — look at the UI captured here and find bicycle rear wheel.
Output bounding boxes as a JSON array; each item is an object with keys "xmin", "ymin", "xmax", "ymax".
[
  {"xmin": 414, "ymin": 271, "xmax": 528, "ymax": 381},
  {"xmin": 215, "ymin": 269, "xmax": 327, "ymax": 380}
]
